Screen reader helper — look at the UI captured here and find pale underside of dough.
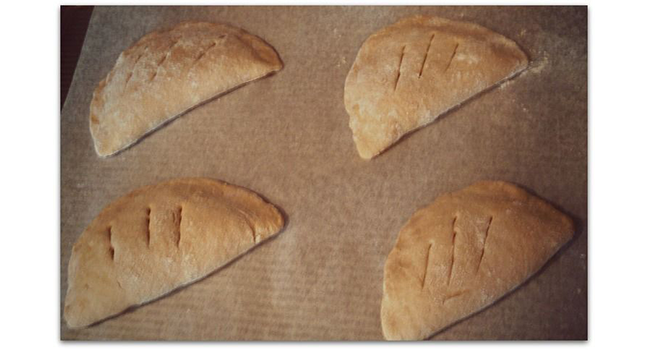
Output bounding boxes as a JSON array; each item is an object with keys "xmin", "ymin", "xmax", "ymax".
[
  {"xmin": 344, "ymin": 16, "xmax": 529, "ymax": 159},
  {"xmin": 381, "ymin": 181, "xmax": 573, "ymax": 340},
  {"xmin": 64, "ymin": 178, "xmax": 284, "ymax": 328},
  {"xmin": 89, "ymin": 21, "xmax": 283, "ymax": 157}
]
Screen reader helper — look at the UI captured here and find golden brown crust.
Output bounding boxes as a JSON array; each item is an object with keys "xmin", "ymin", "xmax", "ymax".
[
  {"xmin": 344, "ymin": 16, "xmax": 528, "ymax": 159},
  {"xmin": 89, "ymin": 21, "xmax": 283, "ymax": 157},
  {"xmin": 381, "ymin": 181, "xmax": 573, "ymax": 340},
  {"xmin": 64, "ymin": 178, "xmax": 285, "ymax": 328}
]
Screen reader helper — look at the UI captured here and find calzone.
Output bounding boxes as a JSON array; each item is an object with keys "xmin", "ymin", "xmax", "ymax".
[
  {"xmin": 64, "ymin": 178, "xmax": 285, "ymax": 328},
  {"xmin": 89, "ymin": 22, "xmax": 283, "ymax": 157},
  {"xmin": 381, "ymin": 181, "xmax": 573, "ymax": 340},
  {"xmin": 344, "ymin": 16, "xmax": 528, "ymax": 159}
]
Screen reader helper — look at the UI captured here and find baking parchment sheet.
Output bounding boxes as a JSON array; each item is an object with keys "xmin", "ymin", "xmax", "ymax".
[{"xmin": 60, "ymin": 6, "xmax": 587, "ymax": 340}]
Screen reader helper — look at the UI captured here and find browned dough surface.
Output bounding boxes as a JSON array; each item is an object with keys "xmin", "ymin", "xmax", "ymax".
[
  {"xmin": 90, "ymin": 21, "xmax": 282, "ymax": 157},
  {"xmin": 345, "ymin": 15, "xmax": 528, "ymax": 159},
  {"xmin": 381, "ymin": 181, "xmax": 574, "ymax": 340},
  {"xmin": 64, "ymin": 178, "xmax": 284, "ymax": 328}
]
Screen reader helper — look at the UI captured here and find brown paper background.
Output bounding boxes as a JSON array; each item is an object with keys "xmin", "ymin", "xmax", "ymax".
[{"xmin": 60, "ymin": 6, "xmax": 587, "ymax": 340}]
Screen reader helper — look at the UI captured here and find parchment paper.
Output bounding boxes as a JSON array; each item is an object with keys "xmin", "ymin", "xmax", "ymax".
[{"xmin": 60, "ymin": 6, "xmax": 587, "ymax": 340}]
